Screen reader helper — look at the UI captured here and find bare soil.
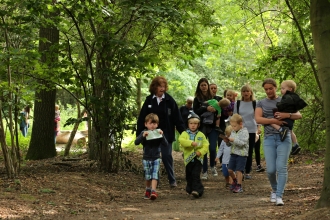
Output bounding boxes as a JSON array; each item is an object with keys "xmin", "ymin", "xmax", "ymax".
[{"xmin": 0, "ymin": 149, "xmax": 329, "ymax": 220}]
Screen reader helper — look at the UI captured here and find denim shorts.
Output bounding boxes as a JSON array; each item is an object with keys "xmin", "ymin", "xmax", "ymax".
[
  {"xmin": 222, "ymin": 164, "xmax": 229, "ymax": 177},
  {"xmin": 143, "ymin": 158, "xmax": 161, "ymax": 180},
  {"xmin": 228, "ymin": 154, "xmax": 247, "ymax": 172}
]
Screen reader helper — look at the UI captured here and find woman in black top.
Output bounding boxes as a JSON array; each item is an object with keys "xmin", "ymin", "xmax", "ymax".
[
  {"xmin": 136, "ymin": 76, "xmax": 185, "ymax": 187},
  {"xmin": 193, "ymin": 78, "xmax": 223, "ymax": 180}
]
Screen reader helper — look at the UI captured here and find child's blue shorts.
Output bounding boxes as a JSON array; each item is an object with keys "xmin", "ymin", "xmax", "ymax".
[{"xmin": 143, "ymin": 158, "xmax": 161, "ymax": 180}]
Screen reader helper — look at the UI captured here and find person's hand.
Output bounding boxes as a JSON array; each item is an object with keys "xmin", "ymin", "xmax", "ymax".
[
  {"xmin": 158, "ymin": 129, "xmax": 163, "ymax": 135},
  {"xmin": 207, "ymin": 106, "xmax": 216, "ymax": 112},
  {"xmin": 274, "ymin": 112, "xmax": 290, "ymax": 120},
  {"xmin": 215, "ymin": 157, "xmax": 219, "ymax": 162},
  {"xmin": 143, "ymin": 131, "xmax": 149, "ymax": 137},
  {"xmin": 191, "ymin": 141, "xmax": 198, "ymax": 147},
  {"xmin": 196, "ymin": 151, "xmax": 201, "ymax": 157},
  {"xmin": 228, "ymin": 137, "xmax": 234, "ymax": 142}
]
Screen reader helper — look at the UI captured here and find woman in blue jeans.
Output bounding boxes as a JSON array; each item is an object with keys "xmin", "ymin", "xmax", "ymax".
[
  {"xmin": 255, "ymin": 78, "xmax": 302, "ymax": 206},
  {"xmin": 193, "ymin": 78, "xmax": 223, "ymax": 180}
]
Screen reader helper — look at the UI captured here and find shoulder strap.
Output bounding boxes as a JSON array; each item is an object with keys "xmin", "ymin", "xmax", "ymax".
[
  {"xmin": 237, "ymin": 100, "xmax": 256, "ymax": 114},
  {"xmin": 236, "ymin": 100, "xmax": 240, "ymax": 114}
]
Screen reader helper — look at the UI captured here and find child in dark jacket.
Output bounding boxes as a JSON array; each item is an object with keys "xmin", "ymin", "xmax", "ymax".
[
  {"xmin": 271, "ymin": 80, "xmax": 307, "ymax": 141},
  {"xmin": 135, "ymin": 113, "xmax": 168, "ymax": 200}
]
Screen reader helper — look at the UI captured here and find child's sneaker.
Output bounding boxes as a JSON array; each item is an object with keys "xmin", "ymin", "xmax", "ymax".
[
  {"xmin": 225, "ymin": 183, "xmax": 231, "ymax": 188},
  {"xmin": 144, "ymin": 190, "xmax": 151, "ymax": 199},
  {"xmin": 150, "ymin": 191, "xmax": 158, "ymax": 200},
  {"xmin": 291, "ymin": 144, "xmax": 301, "ymax": 155},
  {"xmin": 201, "ymin": 172, "xmax": 208, "ymax": 180},
  {"xmin": 230, "ymin": 180, "xmax": 237, "ymax": 191},
  {"xmin": 211, "ymin": 167, "xmax": 218, "ymax": 177},
  {"xmin": 256, "ymin": 165, "xmax": 265, "ymax": 172},
  {"xmin": 191, "ymin": 191, "xmax": 199, "ymax": 198},
  {"xmin": 278, "ymin": 127, "xmax": 288, "ymax": 141},
  {"xmin": 245, "ymin": 174, "xmax": 252, "ymax": 179},
  {"xmin": 232, "ymin": 185, "xmax": 243, "ymax": 193}
]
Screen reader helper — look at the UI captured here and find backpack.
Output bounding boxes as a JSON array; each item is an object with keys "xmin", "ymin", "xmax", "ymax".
[{"xmin": 236, "ymin": 100, "xmax": 256, "ymax": 114}]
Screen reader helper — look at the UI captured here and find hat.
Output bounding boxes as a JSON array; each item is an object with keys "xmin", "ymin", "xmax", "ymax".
[{"xmin": 187, "ymin": 112, "xmax": 200, "ymax": 121}]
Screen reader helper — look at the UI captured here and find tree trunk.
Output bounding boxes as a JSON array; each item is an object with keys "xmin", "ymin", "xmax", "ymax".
[
  {"xmin": 26, "ymin": 12, "xmax": 59, "ymax": 160},
  {"xmin": 310, "ymin": 0, "xmax": 330, "ymax": 208},
  {"xmin": 64, "ymin": 106, "xmax": 86, "ymax": 156}
]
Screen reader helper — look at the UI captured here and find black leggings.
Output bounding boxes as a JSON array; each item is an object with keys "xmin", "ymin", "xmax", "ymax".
[
  {"xmin": 254, "ymin": 137, "xmax": 261, "ymax": 166},
  {"xmin": 245, "ymin": 133, "xmax": 256, "ymax": 174}
]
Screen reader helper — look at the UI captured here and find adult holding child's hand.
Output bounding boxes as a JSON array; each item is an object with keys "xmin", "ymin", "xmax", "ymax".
[{"xmin": 136, "ymin": 76, "xmax": 185, "ymax": 188}]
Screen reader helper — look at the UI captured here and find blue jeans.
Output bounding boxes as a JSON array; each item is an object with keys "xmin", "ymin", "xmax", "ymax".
[
  {"xmin": 202, "ymin": 128, "xmax": 218, "ymax": 173},
  {"xmin": 263, "ymin": 132, "xmax": 291, "ymax": 198},
  {"xmin": 161, "ymin": 141, "xmax": 176, "ymax": 184}
]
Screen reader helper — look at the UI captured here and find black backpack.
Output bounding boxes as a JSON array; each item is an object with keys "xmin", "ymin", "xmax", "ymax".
[{"xmin": 236, "ymin": 100, "xmax": 256, "ymax": 114}]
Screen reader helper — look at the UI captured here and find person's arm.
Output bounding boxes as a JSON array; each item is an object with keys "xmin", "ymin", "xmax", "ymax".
[
  {"xmin": 178, "ymin": 132, "xmax": 194, "ymax": 148},
  {"xmin": 216, "ymin": 141, "xmax": 225, "ymax": 158},
  {"xmin": 193, "ymin": 97, "xmax": 216, "ymax": 116},
  {"xmin": 255, "ymin": 107, "xmax": 282, "ymax": 126},
  {"xmin": 134, "ymin": 131, "xmax": 145, "ymax": 145},
  {"xmin": 197, "ymin": 134, "xmax": 209, "ymax": 157},
  {"xmin": 274, "ymin": 111, "xmax": 302, "ymax": 121},
  {"xmin": 136, "ymin": 98, "xmax": 149, "ymax": 137},
  {"xmin": 173, "ymin": 100, "xmax": 186, "ymax": 134}
]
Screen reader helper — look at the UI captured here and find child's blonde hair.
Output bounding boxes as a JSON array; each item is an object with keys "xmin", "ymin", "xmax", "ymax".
[
  {"xmin": 226, "ymin": 89, "xmax": 238, "ymax": 100},
  {"xmin": 145, "ymin": 113, "xmax": 159, "ymax": 124},
  {"xmin": 282, "ymin": 80, "xmax": 297, "ymax": 92},
  {"xmin": 188, "ymin": 118, "xmax": 200, "ymax": 124},
  {"xmin": 229, "ymin": 113, "xmax": 243, "ymax": 124},
  {"xmin": 55, "ymin": 104, "xmax": 60, "ymax": 111},
  {"xmin": 219, "ymin": 98, "xmax": 231, "ymax": 108},
  {"xmin": 225, "ymin": 125, "xmax": 233, "ymax": 136}
]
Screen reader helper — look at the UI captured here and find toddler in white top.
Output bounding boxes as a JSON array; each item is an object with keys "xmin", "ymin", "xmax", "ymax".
[{"xmin": 215, "ymin": 125, "xmax": 233, "ymax": 187}]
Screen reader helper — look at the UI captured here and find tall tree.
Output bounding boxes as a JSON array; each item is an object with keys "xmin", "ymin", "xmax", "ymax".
[
  {"xmin": 310, "ymin": 0, "xmax": 330, "ymax": 208},
  {"xmin": 26, "ymin": 2, "xmax": 59, "ymax": 160}
]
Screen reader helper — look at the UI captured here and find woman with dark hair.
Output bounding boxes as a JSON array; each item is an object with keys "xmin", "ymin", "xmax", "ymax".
[
  {"xmin": 136, "ymin": 76, "xmax": 185, "ymax": 187},
  {"xmin": 193, "ymin": 78, "xmax": 223, "ymax": 180},
  {"xmin": 255, "ymin": 78, "xmax": 302, "ymax": 206}
]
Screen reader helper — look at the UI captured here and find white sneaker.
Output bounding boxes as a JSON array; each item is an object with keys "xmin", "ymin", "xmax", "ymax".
[
  {"xmin": 270, "ymin": 192, "xmax": 276, "ymax": 203},
  {"xmin": 276, "ymin": 197, "xmax": 284, "ymax": 206},
  {"xmin": 201, "ymin": 172, "xmax": 208, "ymax": 180},
  {"xmin": 211, "ymin": 167, "xmax": 218, "ymax": 177}
]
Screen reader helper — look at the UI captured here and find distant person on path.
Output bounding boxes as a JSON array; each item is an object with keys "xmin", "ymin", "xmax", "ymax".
[
  {"xmin": 193, "ymin": 78, "xmax": 222, "ymax": 179},
  {"xmin": 179, "ymin": 113, "xmax": 209, "ymax": 198},
  {"xmin": 226, "ymin": 114, "xmax": 249, "ymax": 193},
  {"xmin": 255, "ymin": 78, "xmax": 302, "ymax": 206},
  {"xmin": 19, "ymin": 106, "xmax": 31, "ymax": 137},
  {"xmin": 180, "ymin": 96, "xmax": 194, "ymax": 128},
  {"xmin": 215, "ymin": 125, "xmax": 233, "ymax": 188},
  {"xmin": 136, "ymin": 76, "xmax": 185, "ymax": 187},
  {"xmin": 135, "ymin": 113, "xmax": 168, "ymax": 200},
  {"xmin": 55, "ymin": 105, "xmax": 61, "ymax": 144}
]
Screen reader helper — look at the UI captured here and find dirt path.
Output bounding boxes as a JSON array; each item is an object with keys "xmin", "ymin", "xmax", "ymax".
[{"xmin": 0, "ymin": 150, "xmax": 328, "ymax": 219}]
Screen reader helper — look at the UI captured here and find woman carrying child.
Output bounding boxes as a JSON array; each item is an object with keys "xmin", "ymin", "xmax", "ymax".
[{"xmin": 193, "ymin": 78, "xmax": 225, "ymax": 179}]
